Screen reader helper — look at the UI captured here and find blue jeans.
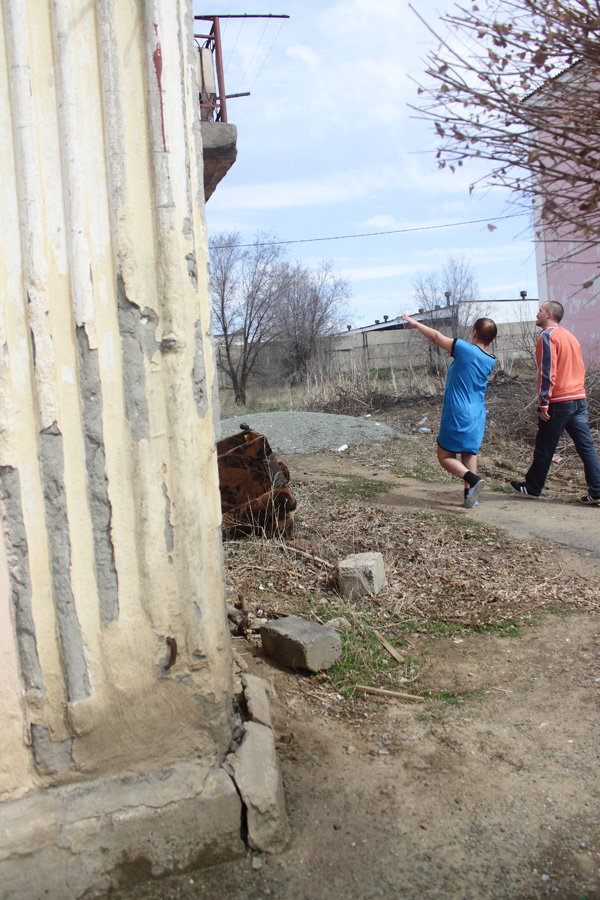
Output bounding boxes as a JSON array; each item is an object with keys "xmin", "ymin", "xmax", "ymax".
[{"xmin": 526, "ymin": 399, "xmax": 600, "ymax": 497}]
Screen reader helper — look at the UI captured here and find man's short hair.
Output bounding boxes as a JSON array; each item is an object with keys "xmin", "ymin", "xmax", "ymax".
[
  {"xmin": 473, "ymin": 317, "xmax": 497, "ymax": 346},
  {"xmin": 544, "ymin": 300, "xmax": 564, "ymax": 323}
]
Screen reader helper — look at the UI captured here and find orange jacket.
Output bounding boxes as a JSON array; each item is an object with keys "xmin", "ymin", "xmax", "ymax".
[{"xmin": 537, "ymin": 325, "xmax": 587, "ymax": 410}]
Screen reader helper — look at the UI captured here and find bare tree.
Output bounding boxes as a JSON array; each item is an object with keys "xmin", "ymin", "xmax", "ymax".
[
  {"xmin": 209, "ymin": 232, "xmax": 287, "ymax": 405},
  {"xmin": 278, "ymin": 260, "xmax": 351, "ymax": 383},
  {"xmin": 412, "ymin": 255, "xmax": 482, "ymax": 378},
  {"xmin": 412, "ymin": 255, "xmax": 481, "ymax": 334},
  {"xmin": 412, "ymin": 0, "xmax": 600, "ymax": 289}
]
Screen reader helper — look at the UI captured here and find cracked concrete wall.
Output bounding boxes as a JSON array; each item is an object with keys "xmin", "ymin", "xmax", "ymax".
[{"xmin": 0, "ymin": 0, "xmax": 230, "ymax": 801}]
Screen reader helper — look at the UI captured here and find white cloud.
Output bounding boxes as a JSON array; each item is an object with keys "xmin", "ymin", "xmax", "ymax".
[
  {"xmin": 286, "ymin": 44, "xmax": 320, "ymax": 71},
  {"xmin": 363, "ymin": 215, "xmax": 398, "ymax": 227},
  {"xmin": 209, "ymin": 157, "xmax": 489, "ymax": 212},
  {"xmin": 341, "ymin": 241, "xmax": 535, "ymax": 282}
]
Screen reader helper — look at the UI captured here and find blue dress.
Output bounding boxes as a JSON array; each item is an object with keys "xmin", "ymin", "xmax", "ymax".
[{"xmin": 437, "ymin": 339, "xmax": 496, "ymax": 455}]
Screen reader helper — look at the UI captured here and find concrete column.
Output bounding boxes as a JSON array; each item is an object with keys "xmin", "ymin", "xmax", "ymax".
[{"xmin": 0, "ymin": 0, "xmax": 231, "ymax": 795}]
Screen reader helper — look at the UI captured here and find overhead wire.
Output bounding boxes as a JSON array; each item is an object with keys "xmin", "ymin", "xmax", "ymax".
[
  {"xmin": 224, "ymin": 19, "xmax": 244, "ymax": 74},
  {"xmin": 237, "ymin": 21, "xmax": 270, "ymax": 91},
  {"xmin": 211, "ymin": 213, "xmax": 530, "ymax": 249},
  {"xmin": 249, "ymin": 21, "xmax": 286, "ymax": 91}
]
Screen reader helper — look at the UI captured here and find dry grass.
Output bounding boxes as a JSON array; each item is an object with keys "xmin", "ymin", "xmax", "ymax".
[
  {"xmin": 224, "ymin": 468, "xmax": 597, "ymax": 701},
  {"xmin": 222, "ymin": 370, "xmax": 600, "ymax": 700},
  {"xmin": 224, "ymin": 484, "xmax": 597, "ymax": 634}
]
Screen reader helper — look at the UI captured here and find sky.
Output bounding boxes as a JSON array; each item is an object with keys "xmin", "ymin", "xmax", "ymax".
[{"xmin": 192, "ymin": 0, "xmax": 539, "ymax": 327}]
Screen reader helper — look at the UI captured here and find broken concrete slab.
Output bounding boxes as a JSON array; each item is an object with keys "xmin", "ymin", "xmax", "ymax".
[
  {"xmin": 0, "ymin": 762, "xmax": 244, "ymax": 900},
  {"xmin": 242, "ymin": 673, "xmax": 272, "ymax": 729},
  {"xmin": 337, "ymin": 551, "xmax": 387, "ymax": 599},
  {"xmin": 228, "ymin": 721, "xmax": 290, "ymax": 853},
  {"xmin": 260, "ymin": 615, "xmax": 342, "ymax": 673}
]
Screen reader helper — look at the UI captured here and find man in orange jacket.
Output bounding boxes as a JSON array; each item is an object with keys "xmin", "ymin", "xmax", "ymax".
[{"xmin": 511, "ymin": 300, "xmax": 600, "ymax": 502}]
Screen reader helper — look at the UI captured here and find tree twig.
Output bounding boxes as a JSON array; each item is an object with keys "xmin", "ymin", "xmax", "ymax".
[
  {"xmin": 354, "ymin": 684, "xmax": 425, "ymax": 702},
  {"xmin": 281, "ymin": 544, "xmax": 335, "ymax": 570}
]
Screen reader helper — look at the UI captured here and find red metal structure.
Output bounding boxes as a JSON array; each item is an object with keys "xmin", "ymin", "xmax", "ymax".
[
  {"xmin": 195, "ymin": 16, "xmax": 228, "ymax": 122},
  {"xmin": 194, "ymin": 14, "xmax": 289, "ymax": 123}
]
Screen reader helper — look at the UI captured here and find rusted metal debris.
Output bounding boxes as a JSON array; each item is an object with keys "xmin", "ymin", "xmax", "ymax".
[{"xmin": 217, "ymin": 425, "xmax": 297, "ymax": 539}]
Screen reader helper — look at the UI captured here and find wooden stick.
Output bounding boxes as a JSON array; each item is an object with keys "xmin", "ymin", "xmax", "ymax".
[
  {"xmin": 503, "ymin": 601, "xmax": 548, "ymax": 620},
  {"xmin": 373, "ymin": 629, "xmax": 405, "ymax": 663},
  {"xmin": 354, "ymin": 685, "xmax": 425, "ymax": 702},
  {"xmin": 281, "ymin": 545, "xmax": 335, "ymax": 570}
]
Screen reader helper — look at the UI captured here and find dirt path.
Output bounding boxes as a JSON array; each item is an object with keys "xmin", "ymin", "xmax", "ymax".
[
  {"xmin": 119, "ymin": 449, "xmax": 600, "ymax": 900},
  {"xmin": 290, "ymin": 450, "xmax": 600, "ymax": 579},
  {"xmin": 379, "ymin": 477, "xmax": 600, "ymax": 578}
]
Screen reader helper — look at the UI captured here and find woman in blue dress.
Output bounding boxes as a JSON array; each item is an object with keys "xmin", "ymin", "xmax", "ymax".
[{"xmin": 402, "ymin": 314, "xmax": 497, "ymax": 508}]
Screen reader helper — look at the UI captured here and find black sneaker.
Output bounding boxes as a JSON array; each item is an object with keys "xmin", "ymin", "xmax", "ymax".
[
  {"xmin": 510, "ymin": 480, "xmax": 540, "ymax": 498},
  {"xmin": 464, "ymin": 478, "xmax": 485, "ymax": 508},
  {"xmin": 580, "ymin": 494, "xmax": 600, "ymax": 505}
]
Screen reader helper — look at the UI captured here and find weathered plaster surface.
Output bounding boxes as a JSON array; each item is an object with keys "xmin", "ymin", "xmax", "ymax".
[
  {"xmin": 39, "ymin": 424, "xmax": 91, "ymax": 704},
  {"xmin": 0, "ymin": 0, "xmax": 231, "ymax": 793},
  {"xmin": 0, "ymin": 466, "xmax": 43, "ymax": 693},
  {"xmin": 0, "ymin": 500, "xmax": 39, "ymax": 799},
  {"xmin": 116, "ymin": 274, "xmax": 152, "ymax": 442},
  {"xmin": 0, "ymin": 762, "xmax": 244, "ymax": 899},
  {"xmin": 76, "ymin": 327, "xmax": 119, "ymax": 626}
]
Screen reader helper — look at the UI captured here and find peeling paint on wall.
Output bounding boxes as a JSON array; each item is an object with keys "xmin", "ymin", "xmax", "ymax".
[
  {"xmin": 162, "ymin": 481, "xmax": 174, "ymax": 554},
  {"xmin": 0, "ymin": 466, "xmax": 44, "ymax": 694},
  {"xmin": 185, "ymin": 251, "xmax": 198, "ymax": 290},
  {"xmin": 152, "ymin": 31, "xmax": 167, "ymax": 153},
  {"xmin": 116, "ymin": 273, "xmax": 151, "ymax": 442},
  {"xmin": 39, "ymin": 425, "xmax": 91, "ymax": 703},
  {"xmin": 76, "ymin": 326, "xmax": 119, "ymax": 626},
  {"xmin": 30, "ymin": 723, "xmax": 74, "ymax": 774},
  {"xmin": 192, "ymin": 318, "xmax": 208, "ymax": 418}
]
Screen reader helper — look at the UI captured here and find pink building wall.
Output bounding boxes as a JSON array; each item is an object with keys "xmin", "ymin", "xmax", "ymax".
[{"xmin": 534, "ymin": 213, "xmax": 600, "ymax": 364}]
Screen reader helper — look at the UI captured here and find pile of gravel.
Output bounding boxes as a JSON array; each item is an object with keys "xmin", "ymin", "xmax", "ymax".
[{"xmin": 218, "ymin": 411, "xmax": 400, "ymax": 455}]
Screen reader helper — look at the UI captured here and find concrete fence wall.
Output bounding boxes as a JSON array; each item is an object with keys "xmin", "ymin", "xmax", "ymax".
[
  {"xmin": 215, "ymin": 321, "xmax": 538, "ymax": 397},
  {"xmin": 329, "ymin": 321, "xmax": 538, "ymax": 375}
]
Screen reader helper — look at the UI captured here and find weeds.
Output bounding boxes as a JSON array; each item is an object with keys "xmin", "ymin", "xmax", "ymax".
[
  {"xmin": 323, "ymin": 609, "xmax": 419, "ymax": 698},
  {"xmin": 331, "ymin": 476, "xmax": 393, "ymax": 501},
  {"xmin": 220, "ymin": 373, "xmax": 600, "ymax": 708}
]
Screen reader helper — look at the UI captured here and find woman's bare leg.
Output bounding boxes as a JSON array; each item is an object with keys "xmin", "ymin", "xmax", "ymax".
[
  {"xmin": 437, "ymin": 445, "xmax": 469, "ymax": 479},
  {"xmin": 461, "ymin": 452, "xmax": 477, "ymax": 475}
]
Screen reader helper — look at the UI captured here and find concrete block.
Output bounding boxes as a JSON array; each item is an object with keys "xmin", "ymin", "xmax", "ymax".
[
  {"xmin": 0, "ymin": 762, "xmax": 244, "ymax": 899},
  {"xmin": 228, "ymin": 721, "xmax": 290, "ymax": 853},
  {"xmin": 337, "ymin": 551, "xmax": 387, "ymax": 598},
  {"xmin": 242, "ymin": 673, "xmax": 272, "ymax": 728},
  {"xmin": 260, "ymin": 615, "xmax": 342, "ymax": 673}
]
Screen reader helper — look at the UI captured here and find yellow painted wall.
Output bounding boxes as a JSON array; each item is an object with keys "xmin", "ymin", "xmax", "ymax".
[{"xmin": 0, "ymin": 0, "xmax": 231, "ymax": 798}]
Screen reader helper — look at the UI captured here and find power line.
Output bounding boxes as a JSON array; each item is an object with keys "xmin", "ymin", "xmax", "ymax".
[
  {"xmin": 211, "ymin": 213, "xmax": 529, "ymax": 249},
  {"xmin": 249, "ymin": 21, "xmax": 286, "ymax": 91},
  {"xmin": 237, "ymin": 20, "xmax": 270, "ymax": 91},
  {"xmin": 223, "ymin": 20, "xmax": 244, "ymax": 74}
]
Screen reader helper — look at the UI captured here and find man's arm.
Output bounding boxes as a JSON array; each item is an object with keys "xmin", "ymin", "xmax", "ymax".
[
  {"xmin": 402, "ymin": 315, "xmax": 454, "ymax": 354},
  {"xmin": 538, "ymin": 329, "xmax": 555, "ymax": 420}
]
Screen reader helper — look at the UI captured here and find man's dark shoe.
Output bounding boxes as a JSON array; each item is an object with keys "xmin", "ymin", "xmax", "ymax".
[
  {"xmin": 579, "ymin": 494, "xmax": 600, "ymax": 505},
  {"xmin": 510, "ymin": 480, "xmax": 540, "ymax": 498}
]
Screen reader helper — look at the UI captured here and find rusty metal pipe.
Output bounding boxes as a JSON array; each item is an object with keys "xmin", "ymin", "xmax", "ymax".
[{"xmin": 212, "ymin": 17, "xmax": 227, "ymax": 123}]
